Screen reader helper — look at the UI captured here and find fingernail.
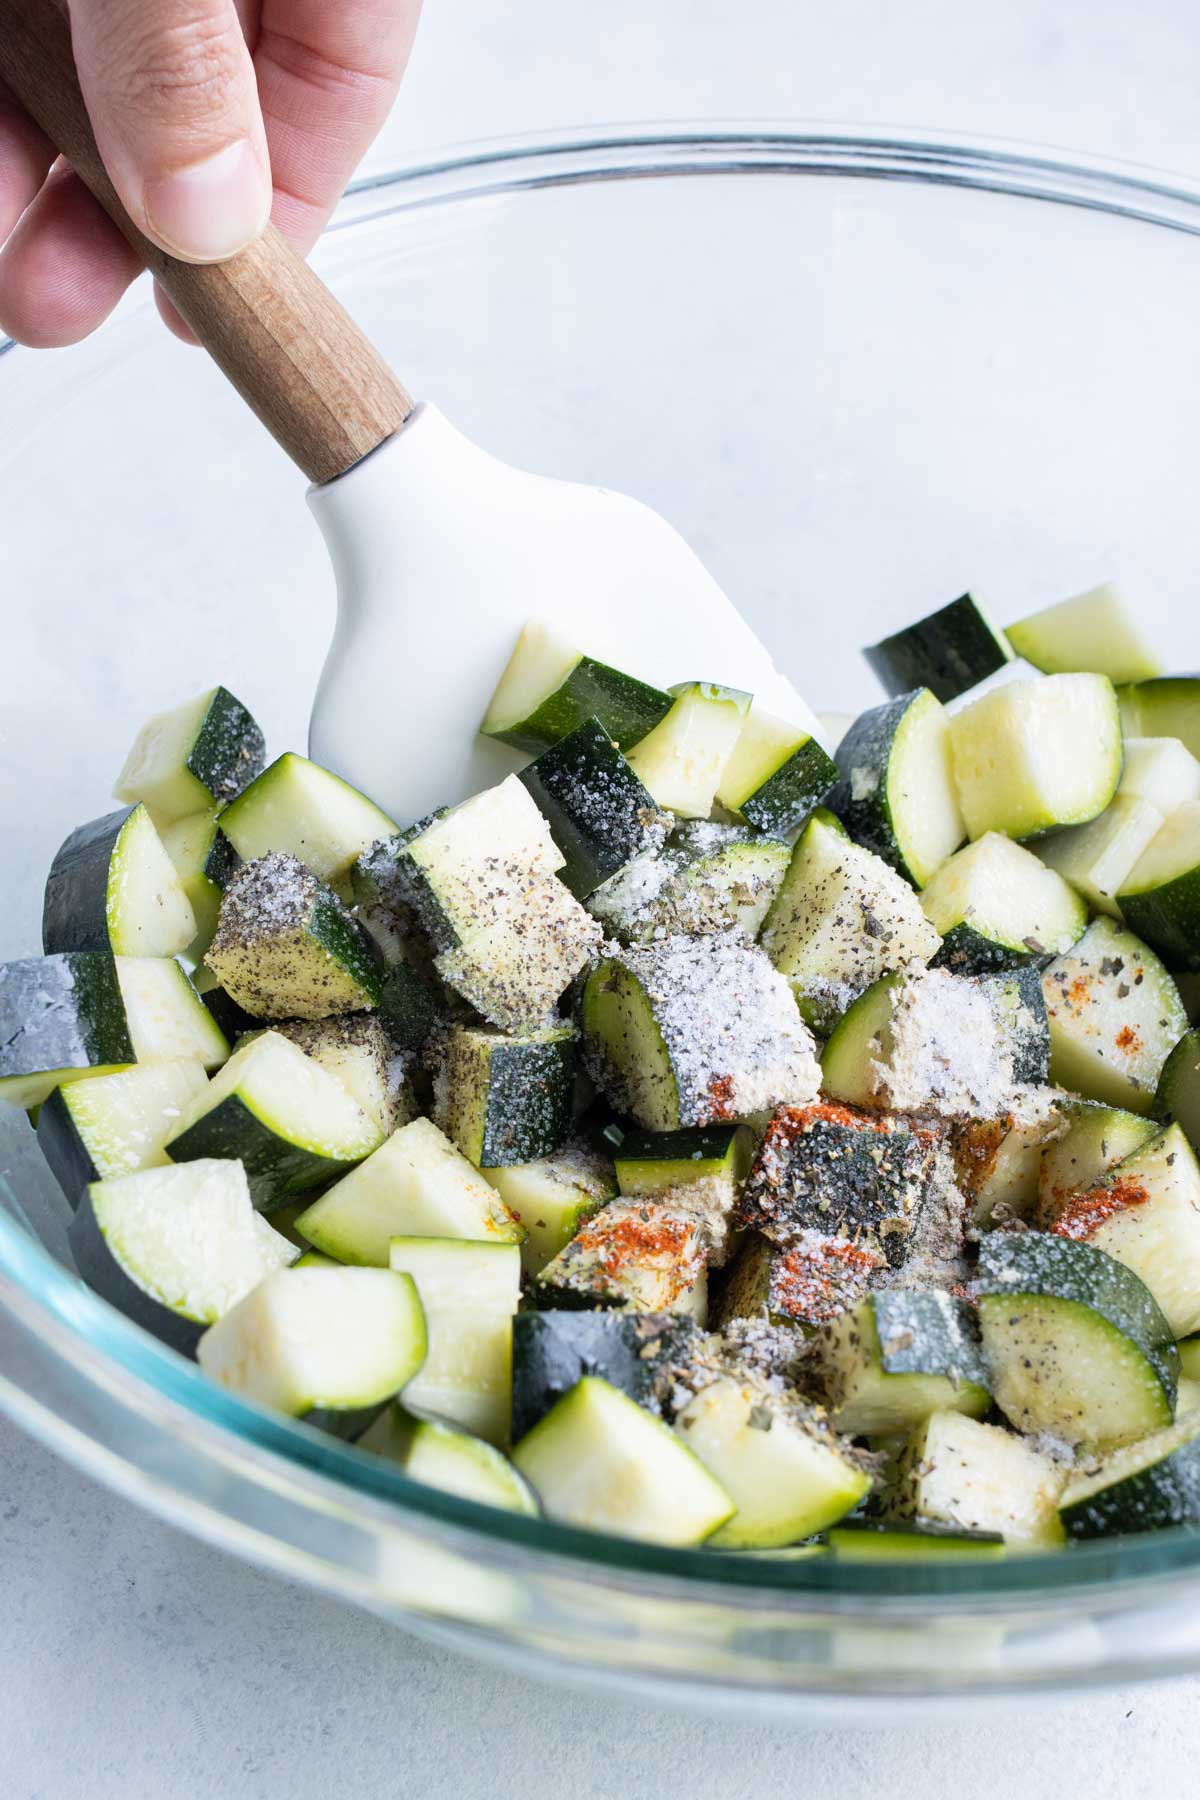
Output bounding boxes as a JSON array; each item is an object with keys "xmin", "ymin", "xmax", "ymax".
[{"xmin": 143, "ymin": 139, "xmax": 270, "ymax": 263}]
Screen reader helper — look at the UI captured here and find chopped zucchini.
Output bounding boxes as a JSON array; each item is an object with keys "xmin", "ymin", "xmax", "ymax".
[
  {"xmin": 43, "ymin": 805, "xmax": 197, "ymax": 960},
  {"xmin": 160, "ymin": 809, "xmax": 238, "ymax": 962},
  {"xmin": 512, "ymin": 1376, "xmax": 735, "ymax": 1545},
  {"xmin": 1037, "ymin": 794, "xmax": 1166, "ymax": 918},
  {"xmin": 357, "ymin": 1408, "xmax": 539, "ymax": 1514},
  {"xmin": 375, "ymin": 959, "xmax": 439, "ymax": 1057},
  {"xmin": 735, "ymin": 1101, "xmax": 938, "ymax": 1267},
  {"xmin": 38, "ymin": 1059, "xmax": 209, "ymax": 1206},
  {"xmin": 1120, "ymin": 737, "xmax": 1200, "ymax": 813},
  {"xmin": 434, "ymin": 1022, "xmax": 575, "ymax": 1168},
  {"xmin": 516, "ymin": 716, "xmax": 662, "ymax": 897},
  {"xmin": 951, "ymin": 1100, "xmax": 1065, "ymax": 1227},
  {"xmin": 388, "ymin": 1237, "xmax": 521, "ymax": 1446},
  {"xmin": 113, "ymin": 685, "xmax": 265, "ymax": 822},
  {"xmin": 197, "ymin": 1264, "xmax": 426, "ymax": 1437},
  {"xmin": 510, "ymin": 1309, "xmax": 699, "ymax": 1442},
  {"xmin": 948, "ymin": 673, "xmax": 1123, "ymax": 841},
  {"xmin": 114, "ymin": 957, "xmax": 230, "ymax": 1069},
  {"xmin": 483, "ymin": 1141, "xmax": 616, "ymax": 1277},
  {"xmin": 864, "ymin": 594, "xmax": 1014, "ymax": 704},
  {"xmin": 816, "ymin": 1292, "xmax": 990, "ymax": 1435},
  {"xmin": 715, "ymin": 1231, "xmax": 884, "ymax": 1331},
  {"xmin": 220, "ymin": 752, "xmax": 397, "ymax": 884},
  {"xmin": 205, "ymin": 852, "xmax": 383, "ymax": 1018},
  {"xmin": 675, "ymin": 1376, "xmax": 870, "ymax": 1549},
  {"xmin": 588, "ymin": 822, "xmax": 790, "ymax": 945},
  {"xmin": 1059, "ymin": 1415, "xmax": 1200, "ymax": 1537},
  {"xmin": 481, "ymin": 618, "xmax": 672, "ymax": 753},
  {"xmin": 1005, "ymin": 582, "xmax": 1162, "ymax": 684},
  {"xmin": 72, "ymin": 1159, "xmax": 297, "ymax": 1355},
  {"xmin": 889, "ymin": 1409, "xmax": 1066, "ymax": 1548},
  {"xmin": 625, "ymin": 681, "xmax": 751, "ymax": 818},
  {"xmin": 1119, "ymin": 802, "xmax": 1200, "ymax": 970},
  {"xmin": 921, "ymin": 833, "xmax": 1087, "ymax": 974},
  {"xmin": 1118, "ymin": 676, "xmax": 1200, "ymax": 760},
  {"xmin": 759, "ymin": 809, "xmax": 941, "ymax": 1031},
  {"xmin": 612, "ymin": 1124, "xmax": 752, "ymax": 1199},
  {"xmin": 1041, "ymin": 916, "xmax": 1188, "ymax": 1112},
  {"xmin": 826, "ymin": 1521, "xmax": 1006, "ymax": 1561},
  {"xmin": 165, "ymin": 1031, "xmax": 382, "ymax": 1210},
  {"xmin": 535, "ymin": 1197, "xmax": 708, "ymax": 1313},
  {"xmin": 715, "ymin": 704, "xmax": 837, "ymax": 835},
  {"xmin": 0, "ymin": 951, "xmax": 134, "ymax": 1109},
  {"xmin": 977, "ymin": 1231, "xmax": 1177, "ymax": 1450},
  {"xmin": 191, "ymin": 967, "xmax": 257, "ymax": 1043},
  {"xmin": 295, "ymin": 1116, "xmax": 523, "ymax": 1266},
  {"xmin": 1037, "ymin": 1100, "xmax": 1160, "ymax": 1224},
  {"xmin": 984, "ymin": 965, "xmax": 1052, "ymax": 1085},
  {"xmin": 267, "ymin": 1014, "xmax": 414, "ymax": 1136},
  {"xmin": 433, "ymin": 880, "xmax": 601, "ymax": 1035},
  {"xmin": 1156, "ymin": 1028, "xmax": 1200, "ymax": 1153},
  {"xmin": 828, "ymin": 687, "xmax": 964, "ymax": 887}
]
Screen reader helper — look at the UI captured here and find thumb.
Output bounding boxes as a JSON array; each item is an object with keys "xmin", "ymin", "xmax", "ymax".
[{"xmin": 68, "ymin": 0, "xmax": 271, "ymax": 263}]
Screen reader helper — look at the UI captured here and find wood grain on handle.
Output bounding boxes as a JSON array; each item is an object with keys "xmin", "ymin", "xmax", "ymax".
[{"xmin": 0, "ymin": 0, "xmax": 414, "ymax": 483}]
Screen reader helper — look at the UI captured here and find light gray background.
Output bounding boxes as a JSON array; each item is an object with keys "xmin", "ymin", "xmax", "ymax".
[{"xmin": 5, "ymin": 3, "xmax": 1200, "ymax": 1794}]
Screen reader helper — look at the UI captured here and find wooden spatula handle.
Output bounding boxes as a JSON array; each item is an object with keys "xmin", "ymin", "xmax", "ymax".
[{"xmin": 0, "ymin": 0, "xmax": 413, "ymax": 483}]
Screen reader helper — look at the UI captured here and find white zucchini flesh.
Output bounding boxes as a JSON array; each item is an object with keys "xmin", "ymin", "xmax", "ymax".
[
  {"xmin": 674, "ymin": 1376, "xmax": 869, "ymax": 1548},
  {"xmin": 1121, "ymin": 800, "xmax": 1200, "ymax": 895},
  {"xmin": 220, "ymin": 753, "xmax": 397, "ymax": 883},
  {"xmin": 1064, "ymin": 1124, "xmax": 1200, "ymax": 1339},
  {"xmin": 883, "ymin": 687, "xmax": 965, "ymax": 886},
  {"xmin": 171, "ymin": 1030, "xmax": 382, "ymax": 1156},
  {"xmin": 388, "ymin": 1237, "xmax": 521, "ymax": 1446},
  {"xmin": 197, "ymin": 1265, "xmax": 427, "ymax": 1413},
  {"xmin": 626, "ymin": 682, "xmax": 751, "ymax": 818},
  {"xmin": 483, "ymin": 1152, "xmax": 614, "ymax": 1277},
  {"xmin": 512, "ymin": 1376, "xmax": 734, "ymax": 1545},
  {"xmin": 296, "ymin": 1117, "xmax": 523, "ymax": 1266},
  {"xmin": 898, "ymin": 1410, "xmax": 1065, "ymax": 1548},
  {"xmin": 106, "ymin": 806, "xmax": 198, "ymax": 957},
  {"xmin": 920, "ymin": 832, "xmax": 1086, "ymax": 957},
  {"xmin": 1041, "ymin": 918, "xmax": 1188, "ymax": 1113},
  {"xmin": 1037, "ymin": 794, "xmax": 1166, "ymax": 917},
  {"xmin": 408, "ymin": 775, "xmax": 564, "ymax": 926},
  {"xmin": 1120, "ymin": 738, "xmax": 1200, "ymax": 813},
  {"xmin": 482, "ymin": 618, "xmax": 580, "ymax": 731},
  {"xmin": 357, "ymin": 1408, "xmax": 539, "ymax": 1514},
  {"xmin": 55, "ymin": 1059, "xmax": 209, "ymax": 1176},
  {"xmin": 1005, "ymin": 582, "xmax": 1162, "ymax": 685},
  {"xmin": 112, "ymin": 688, "xmax": 231, "ymax": 821},
  {"xmin": 114, "ymin": 956, "xmax": 229, "ymax": 1069},
  {"xmin": 948, "ymin": 674, "xmax": 1123, "ymax": 841},
  {"xmin": 715, "ymin": 700, "xmax": 826, "ymax": 807}
]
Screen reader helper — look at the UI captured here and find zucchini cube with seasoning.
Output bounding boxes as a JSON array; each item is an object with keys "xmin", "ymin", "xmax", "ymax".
[
  {"xmin": 815, "ymin": 1291, "xmax": 991, "ymax": 1435},
  {"xmin": 516, "ymin": 715, "xmax": 664, "ymax": 898},
  {"xmin": 483, "ymin": 1141, "xmax": 617, "ymax": 1277},
  {"xmin": 205, "ymin": 852, "xmax": 383, "ymax": 1020},
  {"xmin": 734, "ymin": 1101, "xmax": 939, "ymax": 1267},
  {"xmin": 715, "ymin": 1230, "xmax": 884, "ymax": 1331},
  {"xmin": 434, "ymin": 1022, "xmax": 576, "ymax": 1168},
  {"xmin": 535, "ymin": 1197, "xmax": 709, "ymax": 1316},
  {"xmin": 434, "ymin": 879, "xmax": 601, "ymax": 1035}
]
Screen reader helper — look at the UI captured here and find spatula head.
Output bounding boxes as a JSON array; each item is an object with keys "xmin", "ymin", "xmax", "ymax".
[{"xmin": 309, "ymin": 405, "xmax": 811, "ymax": 823}]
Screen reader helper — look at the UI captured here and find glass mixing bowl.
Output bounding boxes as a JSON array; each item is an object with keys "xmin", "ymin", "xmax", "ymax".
[{"xmin": 4, "ymin": 125, "xmax": 1200, "ymax": 1716}]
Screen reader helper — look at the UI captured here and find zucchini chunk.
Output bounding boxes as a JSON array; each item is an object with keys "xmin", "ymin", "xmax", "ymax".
[
  {"xmin": 516, "ymin": 716, "xmax": 664, "ymax": 897},
  {"xmin": 510, "ymin": 1309, "xmax": 699, "ymax": 1442},
  {"xmin": 889, "ymin": 1409, "xmax": 1066, "ymax": 1548},
  {"xmin": 205, "ymin": 852, "xmax": 383, "ymax": 1019},
  {"xmin": 1037, "ymin": 794, "xmax": 1166, "ymax": 917},
  {"xmin": 1037, "ymin": 1100, "xmax": 1160, "ymax": 1225},
  {"xmin": 1005, "ymin": 581, "xmax": 1162, "ymax": 684},
  {"xmin": 434, "ymin": 1022, "xmax": 576, "ymax": 1168},
  {"xmin": 1043, "ymin": 1123, "xmax": 1200, "ymax": 1338},
  {"xmin": 0, "ymin": 951, "xmax": 134, "ymax": 1109},
  {"xmin": 432, "ymin": 878, "xmax": 601, "ymax": 1034},
  {"xmin": 815, "ymin": 1292, "xmax": 990, "ymax": 1435},
  {"xmin": 375, "ymin": 959, "xmax": 439, "ymax": 1057},
  {"xmin": 481, "ymin": 617, "xmax": 672, "ymax": 753},
  {"xmin": 983, "ymin": 965, "xmax": 1052, "ymax": 1085},
  {"xmin": 160, "ymin": 809, "xmax": 238, "ymax": 962},
  {"xmin": 1119, "ymin": 802, "xmax": 1200, "ymax": 970},
  {"xmin": 948, "ymin": 673, "xmax": 1123, "ymax": 841},
  {"xmin": 921, "ymin": 833, "xmax": 1087, "ymax": 974},
  {"xmin": 198, "ymin": 1264, "xmax": 426, "ymax": 1438},
  {"xmin": 864, "ymin": 594, "xmax": 1014, "ymax": 703},
  {"xmin": 38, "ymin": 1059, "xmax": 209, "ymax": 1205},
  {"xmin": 625, "ymin": 681, "xmax": 752, "ymax": 818},
  {"xmin": 72, "ymin": 1159, "xmax": 296, "ymax": 1356},
  {"xmin": 113, "ymin": 684, "xmax": 265, "ymax": 822},
  {"xmin": 191, "ymin": 966, "xmax": 257, "ymax": 1042},
  {"xmin": 267, "ymin": 1014, "xmax": 414, "ymax": 1137},
  {"xmin": 1041, "ymin": 916, "xmax": 1188, "ymax": 1112},
  {"xmin": 828, "ymin": 688, "xmax": 964, "ymax": 887},
  {"xmin": 1120, "ymin": 737, "xmax": 1200, "ymax": 812},
  {"xmin": 535, "ymin": 1197, "xmax": 709, "ymax": 1314},
  {"xmin": 612, "ymin": 1123, "xmax": 752, "ymax": 1199},
  {"xmin": 43, "ymin": 805, "xmax": 197, "ymax": 960},
  {"xmin": 675, "ymin": 1376, "xmax": 870, "ymax": 1549},
  {"xmin": 1060, "ymin": 1416, "xmax": 1200, "ymax": 1536},
  {"xmin": 759, "ymin": 810, "xmax": 941, "ymax": 1031},
  {"xmin": 715, "ymin": 704, "xmax": 837, "ymax": 836},
  {"xmin": 220, "ymin": 752, "xmax": 397, "ymax": 883},
  {"xmin": 357, "ymin": 1408, "xmax": 539, "ymax": 1514},
  {"xmin": 115, "ymin": 957, "xmax": 230, "ymax": 1069},
  {"xmin": 589, "ymin": 821, "xmax": 790, "ymax": 945},
  {"xmin": 581, "ymin": 937, "xmax": 821, "ymax": 1131},
  {"xmin": 735, "ymin": 1102, "xmax": 938, "ymax": 1267},
  {"xmin": 388, "ymin": 1237, "xmax": 521, "ymax": 1446},
  {"xmin": 826, "ymin": 1521, "xmax": 1005, "ymax": 1561},
  {"xmin": 1156, "ymin": 1028, "xmax": 1200, "ymax": 1153},
  {"xmin": 976, "ymin": 1231, "xmax": 1177, "ymax": 1450},
  {"xmin": 295, "ymin": 1116, "xmax": 523, "ymax": 1266},
  {"xmin": 166, "ymin": 1031, "xmax": 383, "ymax": 1210},
  {"xmin": 483, "ymin": 1141, "xmax": 616, "ymax": 1277},
  {"xmin": 715, "ymin": 1231, "xmax": 884, "ymax": 1331},
  {"xmin": 1180, "ymin": 1336, "xmax": 1200, "ymax": 1380},
  {"xmin": 951, "ymin": 1098, "xmax": 1066, "ymax": 1227},
  {"xmin": 1118, "ymin": 676, "xmax": 1200, "ymax": 761},
  {"xmin": 512, "ymin": 1376, "xmax": 735, "ymax": 1545}
]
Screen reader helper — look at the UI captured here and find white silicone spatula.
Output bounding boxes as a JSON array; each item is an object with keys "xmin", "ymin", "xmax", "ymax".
[{"xmin": 1, "ymin": 2, "xmax": 809, "ymax": 821}]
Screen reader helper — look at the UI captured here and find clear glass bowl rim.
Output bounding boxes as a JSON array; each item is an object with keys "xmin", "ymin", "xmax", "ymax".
[{"xmin": 5, "ymin": 119, "xmax": 1200, "ymax": 1610}]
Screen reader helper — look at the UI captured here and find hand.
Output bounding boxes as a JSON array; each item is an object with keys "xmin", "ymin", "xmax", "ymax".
[{"xmin": 0, "ymin": 0, "xmax": 422, "ymax": 346}]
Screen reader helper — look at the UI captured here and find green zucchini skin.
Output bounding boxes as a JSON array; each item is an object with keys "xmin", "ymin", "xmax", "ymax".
[
  {"xmin": 1118, "ymin": 676, "xmax": 1200, "ymax": 760},
  {"xmin": 446, "ymin": 1028, "xmax": 577, "ymax": 1168},
  {"xmin": 376, "ymin": 960, "xmax": 438, "ymax": 1056},
  {"xmin": 41, "ymin": 807, "xmax": 133, "ymax": 954},
  {"xmin": 864, "ymin": 595, "xmax": 1013, "ymax": 704},
  {"xmin": 933, "ymin": 923, "xmax": 1043, "ymax": 975},
  {"xmin": 198, "ymin": 983, "xmax": 257, "ymax": 1043},
  {"xmin": 492, "ymin": 659, "xmax": 673, "ymax": 756},
  {"xmin": 825, "ymin": 1521, "xmax": 1005, "ymax": 1560},
  {"xmin": 351, "ymin": 810, "xmax": 448, "ymax": 923},
  {"xmin": 68, "ymin": 1189, "xmax": 204, "ymax": 1357},
  {"xmin": 737, "ymin": 738, "xmax": 837, "ymax": 837},
  {"xmin": 517, "ymin": 716, "xmax": 660, "ymax": 897},
  {"xmin": 1155, "ymin": 1028, "xmax": 1200, "ymax": 1152},
  {"xmin": 828, "ymin": 693, "xmax": 916, "ymax": 871},
  {"xmin": 1060, "ymin": 1423, "xmax": 1200, "ymax": 1537},
  {"xmin": 205, "ymin": 852, "xmax": 384, "ymax": 1018},
  {"xmin": 510, "ymin": 1309, "xmax": 699, "ymax": 1442},
  {"xmin": 1120, "ymin": 875, "xmax": 1200, "ymax": 973},
  {"xmin": 0, "ymin": 951, "xmax": 133, "ymax": 1086},
  {"xmin": 166, "ymin": 1094, "xmax": 356, "ymax": 1211},
  {"xmin": 982, "ymin": 966, "xmax": 1052, "ymax": 1085},
  {"xmin": 611, "ymin": 1123, "xmax": 748, "ymax": 1192},
  {"xmin": 186, "ymin": 685, "xmax": 267, "ymax": 805}
]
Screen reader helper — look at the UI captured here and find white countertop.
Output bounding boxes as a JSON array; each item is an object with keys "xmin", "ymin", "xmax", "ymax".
[{"xmin": 5, "ymin": 3, "xmax": 1200, "ymax": 1793}]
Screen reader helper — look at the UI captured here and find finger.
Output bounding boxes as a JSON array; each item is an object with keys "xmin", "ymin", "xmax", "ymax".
[
  {"xmin": 0, "ymin": 79, "xmax": 57, "ymax": 244},
  {"xmin": 0, "ymin": 161, "xmax": 142, "ymax": 346},
  {"xmin": 67, "ymin": 0, "xmax": 272, "ymax": 263},
  {"xmin": 254, "ymin": 0, "xmax": 422, "ymax": 254}
]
